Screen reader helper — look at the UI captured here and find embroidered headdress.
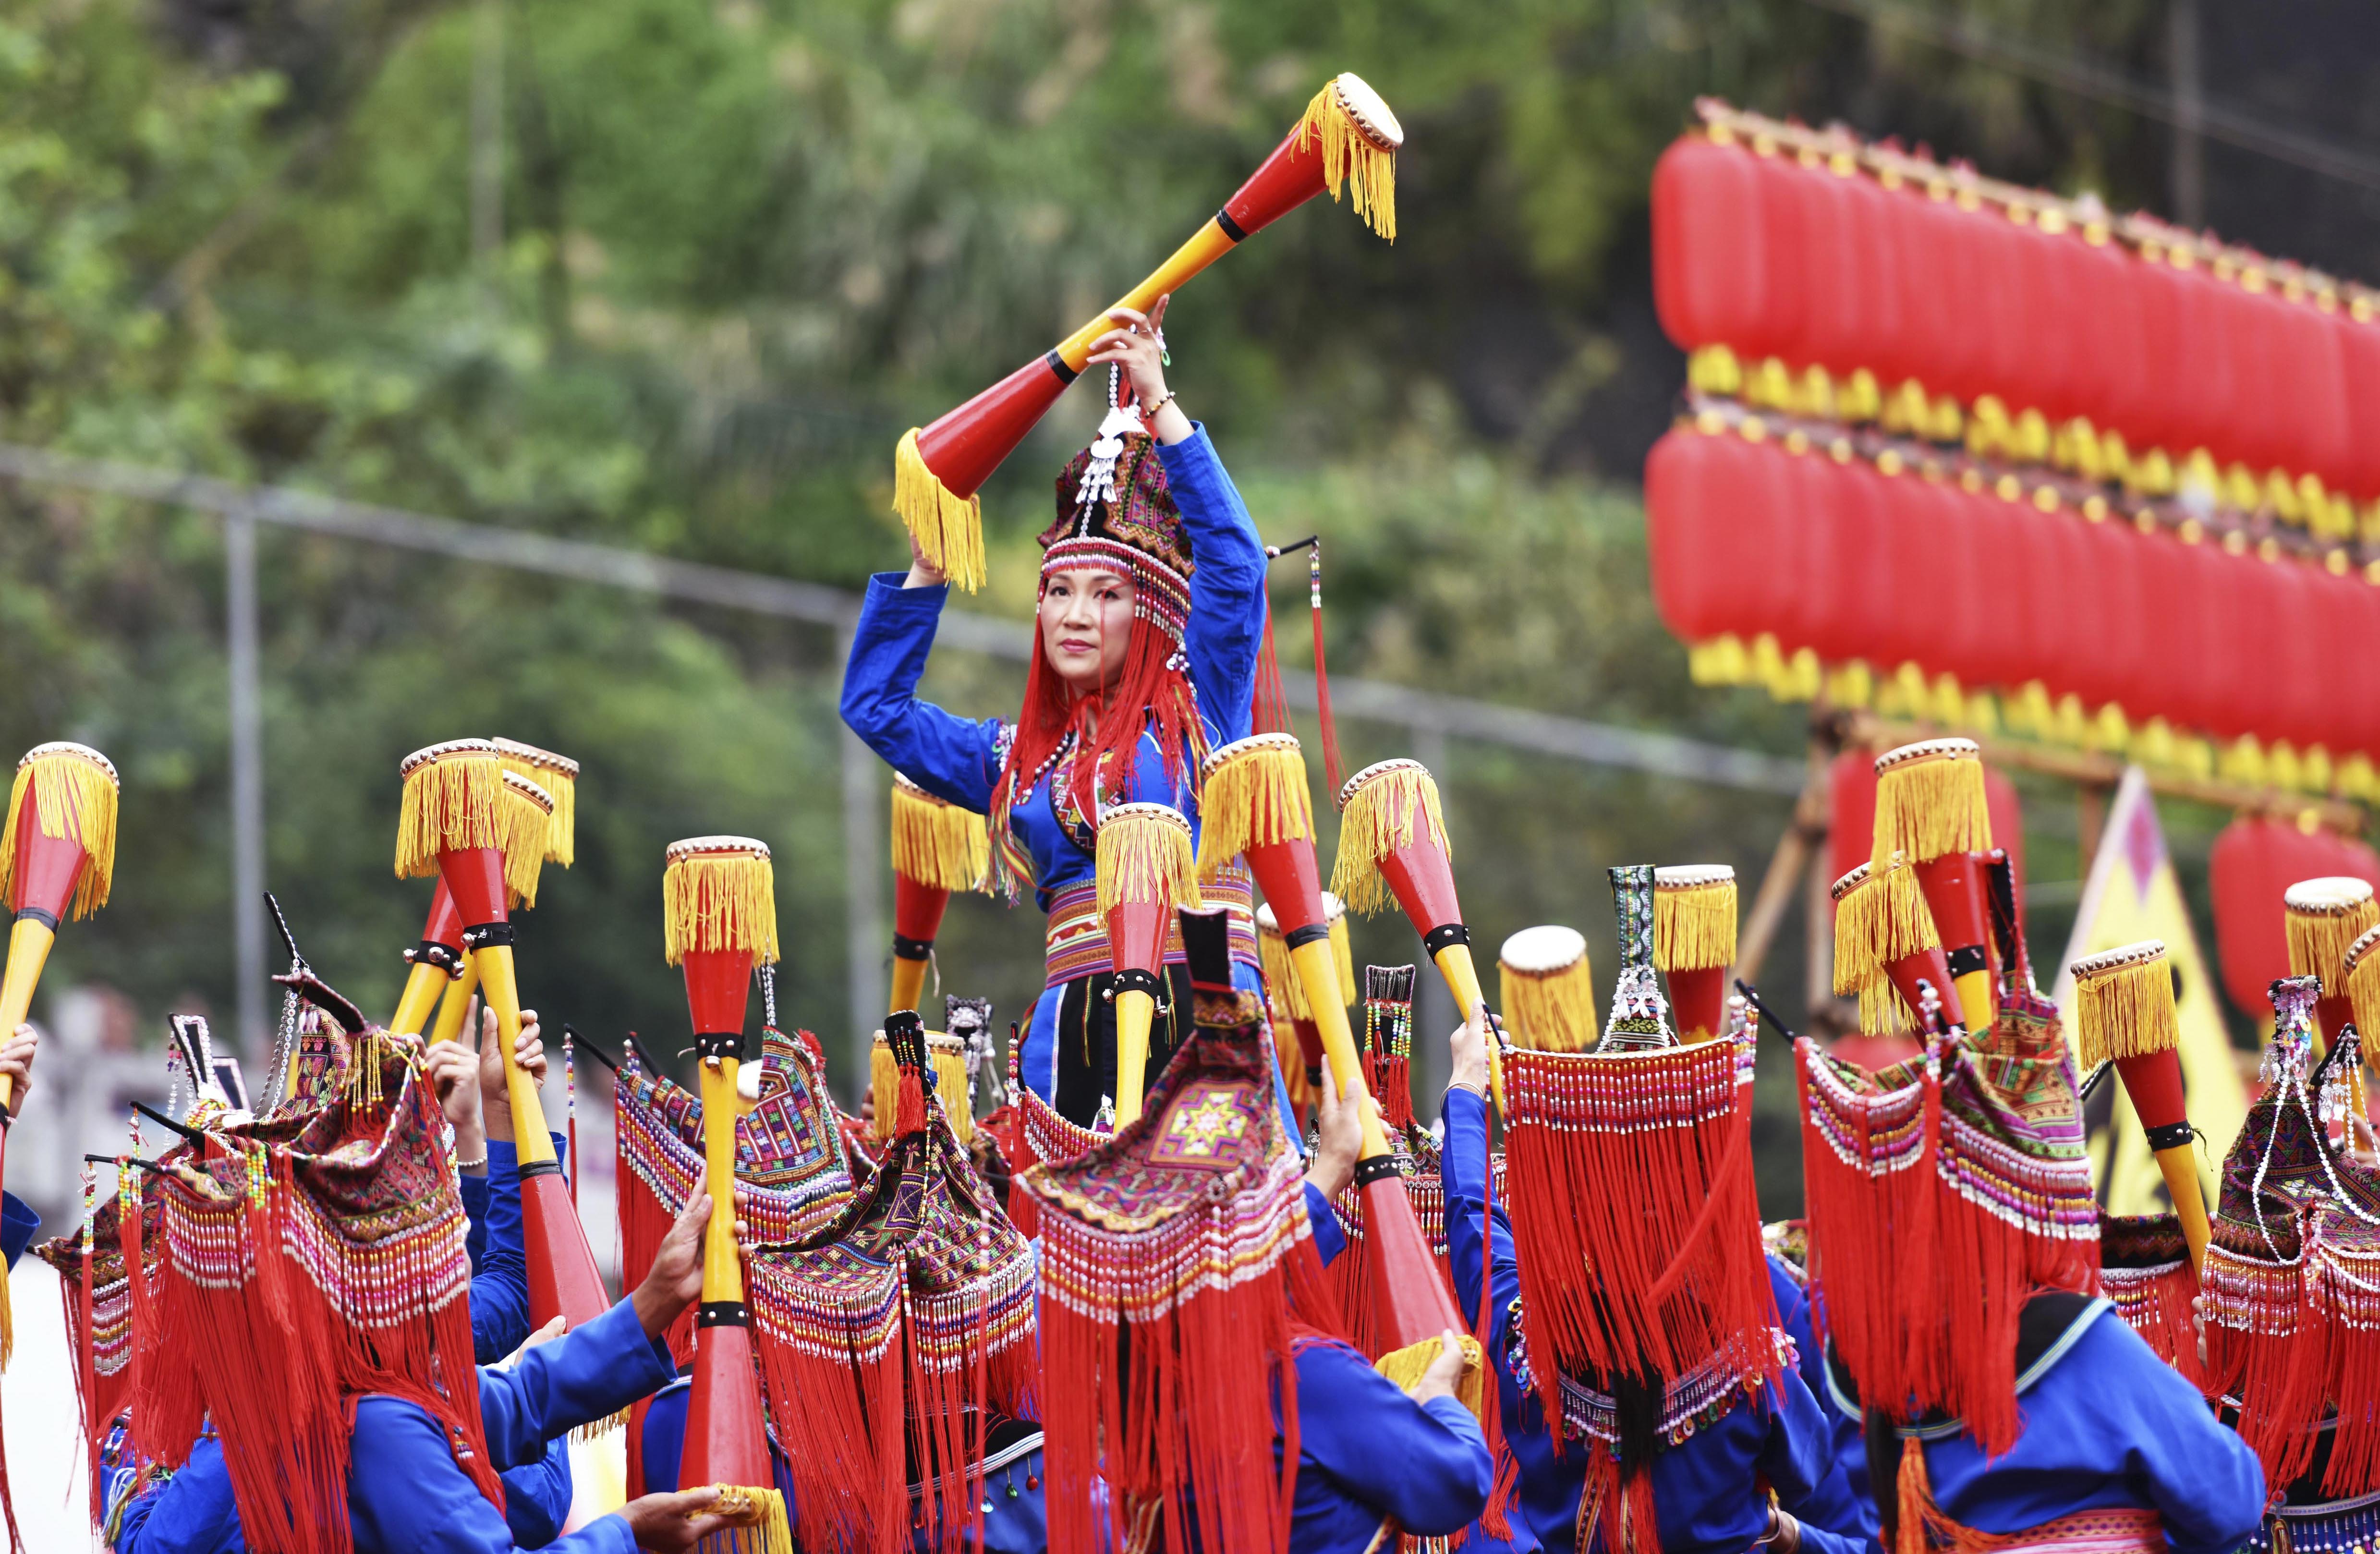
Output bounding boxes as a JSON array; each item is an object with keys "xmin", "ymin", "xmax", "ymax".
[
  {"xmin": 743, "ymin": 1010, "xmax": 1038, "ymax": 1554},
  {"xmin": 1499, "ymin": 865, "xmax": 1779, "ymax": 1554},
  {"xmin": 2202, "ymin": 976, "xmax": 2380, "ymax": 1497},
  {"xmin": 986, "ymin": 394, "xmax": 1208, "ymax": 900},
  {"xmin": 1018, "ymin": 914, "xmax": 1323, "ymax": 1554},
  {"xmin": 131, "ymin": 1030, "xmax": 492, "ymax": 1554}
]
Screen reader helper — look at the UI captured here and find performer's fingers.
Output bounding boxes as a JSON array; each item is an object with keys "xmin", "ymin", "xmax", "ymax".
[
  {"xmin": 1105, "ymin": 304, "xmax": 1151, "ymax": 330},
  {"xmin": 1147, "ymin": 292, "xmax": 1170, "ymax": 331}
]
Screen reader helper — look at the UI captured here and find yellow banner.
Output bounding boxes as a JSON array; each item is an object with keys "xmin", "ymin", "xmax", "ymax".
[{"xmin": 2049, "ymin": 766, "xmax": 2248, "ymax": 1212}]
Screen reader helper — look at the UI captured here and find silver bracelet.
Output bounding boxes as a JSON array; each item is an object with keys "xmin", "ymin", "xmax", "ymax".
[{"xmin": 453, "ymin": 1153, "xmax": 488, "ymax": 1172}]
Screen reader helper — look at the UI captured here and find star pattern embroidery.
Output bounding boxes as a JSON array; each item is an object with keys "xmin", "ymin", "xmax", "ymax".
[{"xmin": 1150, "ymin": 1083, "xmax": 1252, "ymax": 1168}]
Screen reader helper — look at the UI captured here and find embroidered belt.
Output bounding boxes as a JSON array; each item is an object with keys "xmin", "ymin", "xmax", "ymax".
[
  {"xmin": 1044, "ymin": 869, "xmax": 1255, "ymax": 984},
  {"xmin": 2252, "ymin": 1488, "xmax": 2380, "ymax": 1554},
  {"xmin": 1965, "ymin": 1507, "xmax": 2165, "ymax": 1553}
]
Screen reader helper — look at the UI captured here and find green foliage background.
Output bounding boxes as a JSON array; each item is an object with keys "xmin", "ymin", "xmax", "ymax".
[{"xmin": 0, "ymin": 0, "xmax": 2316, "ymax": 1210}]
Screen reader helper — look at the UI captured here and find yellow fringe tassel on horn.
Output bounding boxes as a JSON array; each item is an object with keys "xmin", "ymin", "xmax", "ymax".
[
  {"xmin": 2283, "ymin": 877, "xmax": 2379, "ymax": 994},
  {"xmin": 1094, "ymin": 804, "xmax": 1202, "ymax": 918},
  {"xmin": 1653, "ymin": 867, "xmax": 1736, "ymax": 973},
  {"xmin": 892, "ymin": 429, "xmax": 987, "ymax": 595},
  {"xmin": 691, "ymin": 1484, "xmax": 797, "ymax": 1554},
  {"xmin": 1497, "ymin": 926, "xmax": 1595, "ymax": 1053},
  {"xmin": 889, "ymin": 776, "xmax": 990, "ymax": 893},
  {"xmin": 1832, "ymin": 862, "xmax": 1938, "ymax": 1037},
  {"xmin": 1375, "ymin": 1332, "xmax": 1487, "ymax": 1430},
  {"xmin": 1257, "ymin": 910, "xmax": 1311, "ymax": 1020},
  {"xmin": 1330, "ymin": 762, "xmax": 1447, "ymax": 917},
  {"xmin": 1327, "ymin": 900, "xmax": 1357, "ymax": 1007},
  {"xmin": 1870, "ymin": 740, "xmax": 1993, "ymax": 872},
  {"xmin": 1195, "ymin": 736, "xmax": 1316, "ymax": 880},
  {"xmin": 0, "ymin": 744, "xmax": 120, "ymax": 920},
  {"xmin": 871, "ymin": 1029, "xmax": 974, "ymax": 1145},
  {"xmin": 664, "ymin": 844, "xmax": 781, "ymax": 965},
  {"xmin": 495, "ymin": 740, "xmax": 578, "ymax": 867},
  {"xmin": 395, "ymin": 744, "xmax": 508, "ymax": 880},
  {"xmin": 2345, "ymin": 926, "xmax": 2380, "ymax": 1045},
  {"xmin": 500, "ymin": 775, "xmax": 554, "ymax": 910},
  {"xmin": 1298, "ymin": 79, "xmax": 1398, "ymax": 241},
  {"xmin": 2070, "ymin": 941, "xmax": 2178, "ymax": 1069}
]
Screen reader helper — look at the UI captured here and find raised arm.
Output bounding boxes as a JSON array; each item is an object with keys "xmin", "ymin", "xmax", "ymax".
[
  {"xmin": 839, "ymin": 573, "xmax": 1007, "ymax": 813},
  {"xmin": 1441, "ymin": 1018, "xmax": 1521, "ymax": 1348},
  {"xmin": 1086, "ymin": 297, "xmax": 1268, "ymax": 747}
]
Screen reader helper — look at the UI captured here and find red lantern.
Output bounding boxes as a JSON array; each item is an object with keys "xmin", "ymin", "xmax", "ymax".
[
  {"xmin": 2281, "ymin": 293, "xmax": 2351, "ymax": 489},
  {"xmin": 2210, "ymin": 816, "xmax": 2380, "ymax": 1020},
  {"xmin": 2121, "ymin": 250, "xmax": 2191, "ymax": 458},
  {"xmin": 2007, "ymin": 220, "xmax": 2079, "ymax": 424},
  {"xmin": 2070, "ymin": 233, "xmax": 2143, "ymax": 436},
  {"xmin": 2336, "ymin": 313, "xmax": 2380, "ymax": 500},
  {"xmin": 1646, "ymin": 428, "xmax": 1780, "ymax": 649},
  {"xmin": 1651, "ymin": 134, "xmax": 1772, "ymax": 358},
  {"xmin": 1843, "ymin": 169, "xmax": 1910, "ymax": 388}
]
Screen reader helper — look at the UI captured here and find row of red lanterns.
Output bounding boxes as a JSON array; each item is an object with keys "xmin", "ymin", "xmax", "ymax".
[
  {"xmin": 1645, "ymin": 425, "xmax": 2380, "ymax": 765},
  {"xmin": 1652, "ymin": 130, "xmax": 2380, "ymax": 502},
  {"xmin": 2209, "ymin": 815, "xmax": 2380, "ymax": 1020}
]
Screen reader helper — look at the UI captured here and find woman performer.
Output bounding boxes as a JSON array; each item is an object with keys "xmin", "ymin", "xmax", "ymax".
[{"xmin": 842, "ymin": 295, "xmax": 1287, "ymax": 1128}]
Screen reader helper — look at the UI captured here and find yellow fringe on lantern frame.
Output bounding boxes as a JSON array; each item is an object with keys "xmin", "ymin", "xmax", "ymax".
[
  {"xmin": 1653, "ymin": 873, "xmax": 1736, "ymax": 973},
  {"xmin": 2283, "ymin": 879, "xmax": 2379, "ymax": 994},
  {"xmin": 689, "ymin": 1484, "xmax": 796, "ymax": 1554},
  {"xmin": 1094, "ymin": 805, "xmax": 1202, "ymax": 918},
  {"xmin": 494, "ymin": 740, "xmax": 577, "ymax": 867},
  {"xmin": 2070, "ymin": 942, "xmax": 2178, "ymax": 1069},
  {"xmin": 869, "ymin": 1029, "xmax": 974, "ymax": 1145},
  {"xmin": 1870, "ymin": 743, "xmax": 1992, "ymax": 872},
  {"xmin": 1375, "ymin": 1331, "xmax": 1487, "ymax": 1430},
  {"xmin": 1194, "ymin": 738, "xmax": 1316, "ymax": 881},
  {"xmin": 889, "ymin": 777, "xmax": 990, "ymax": 894},
  {"xmin": 395, "ymin": 747, "xmax": 508, "ymax": 880},
  {"xmin": 891, "ymin": 429, "xmax": 987, "ymax": 595},
  {"xmin": 1330, "ymin": 764, "xmax": 1447, "ymax": 918},
  {"xmin": 500, "ymin": 775, "xmax": 553, "ymax": 911},
  {"xmin": 1498, "ymin": 956, "xmax": 1596, "ymax": 1053},
  {"xmin": 0, "ymin": 745, "xmax": 119, "ymax": 920},
  {"xmin": 664, "ymin": 847, "xmax": 781, "ymax": 966},
  {"xmin": 1297, "ymin": 79, "xmax": 1398, "ymax": 241}
]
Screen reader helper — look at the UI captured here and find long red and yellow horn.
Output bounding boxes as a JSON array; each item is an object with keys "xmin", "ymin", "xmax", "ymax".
[
  {"xmin": 398, "ymin": 740, "xmax": 609, "ymax": 1331},
  {"xmin": 1096, "ymin": 803, "xmax": 1201, "ymax": 1126},
  {"xmin": 1198, "ymin": 735, "xmax": 1485, "ymax": 1416},
  {"xmin": 0, "ymin": 740, "xmax": 117, "ymax": 1369},
  {"xmin": 1831, "ymin": 859, "xmax": 1955, "ymax": 1036},
  {"xmin": 661, "ymin": 835, "xmax": 792, "ymax": 1549},
  {"xmin": 1331, "ymin": 758, "xmax": 1491, "ymax": 1064},
  {"xmin": 2284, "ymin": 875, "xmax": 2377, "ymax": 1052},
  {"xmin": 1654, "ymin": 864, "xmax": 1736, "ymax": 1044},
  {"xmin": 1871, "ymin": 739, "xmax": 1995, "ymax": 1030},
  {"xmin": 0, "ymin": 742, "xmax": 119, "ymax": 1108},
  {"xmin": 891, "ymin": 74, "xmax": 1401, "ymax": 592},
  {"xmin": 887, "ymin": 774, "xmax": 988, "ymax": 1017},
  {"xmin": 389, "ymin": 879, "xmax": 468, "ymax": 1037},
  {"xmin": 2071, "ymin": 940, "xmax": 2210, "ymax": 1273}
]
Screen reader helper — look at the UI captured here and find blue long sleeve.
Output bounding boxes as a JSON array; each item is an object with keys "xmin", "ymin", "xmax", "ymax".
[
  {"xmin": 1909, "ymin": 1305, "xmax": 2265, "ymax": 1554},
  {"xmin": 469, "ymin": 1137, "xmax": 534, "ymax": 1363},
  {"xmin": 1290, "ymin": 1336, "xmax": 1493, "ymax": 1550},
  {"xmin": 113, "ymin": 1436, "xmax": 246, "ymax": 1554},
  {"xmin": 461, "ymin": 1172, "xmax": 492, "ymax": 1269},
  {"xmin": 499, "ymin": 1438, "xmax": 575, "ymax": 1547},
  {"xmin": 1770, "ymin": 1256, "xmax": 1877, "ymax": 1544},
  {"xmin": 476, "ymin": 1297, "xmax": 678, "ymax": 1471},
  {"xmin": 1302, "ymin": 1181, "xmax": 1348, "ymax": 1268},
  {"xmin": 839, "ymin": 574, "xmax": 1007, "ymax": 814},
  {"xmin": 1, "ymin": 1190, "xmax": 38, "ymax": 1269},
  {"xmin": 347, "ymin": 1396, "xmax": 635, "ymax": 1554},
  {"xmin": 1155, "ymin": 425, "xmax": 1267, "ymax": 747}
]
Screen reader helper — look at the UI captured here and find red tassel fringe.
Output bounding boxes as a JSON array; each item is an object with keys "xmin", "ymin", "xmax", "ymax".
[{"xmin": 2102, "ymin": 1258, "xmax": 2206, "ymax": 1391}]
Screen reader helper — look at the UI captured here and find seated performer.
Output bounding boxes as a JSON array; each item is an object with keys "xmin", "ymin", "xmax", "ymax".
[
  {"xmin": 1441, "ymin": 1000, "xmax": 1872, "ymax": 1554},
  {"xmin": 112, "ymin": 1014, "xmax": 595, "ymax": 1554},
  {"xmin": 1798, "ymin": 929, "xmax": 2264, "ymax": 1554},
  {"xmin": 840, "ymin": 296, "xmax": 1284, "ymax": 1127}
]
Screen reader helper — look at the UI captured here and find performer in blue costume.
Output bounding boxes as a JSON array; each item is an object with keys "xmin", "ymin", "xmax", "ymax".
[
  {"xmin": 1763, "ymin": 1243, "xmax": 1877, "ymax": 1532},
  {"xmin": 840, "ymin": 296, "xmax": 1284, "ymax": 1128},
  {"xmin": 1439, "ymin": 1006, "xmax": 1873, "ymax": 1554},
  {"xmin": 112, "ymin": 1016, "xmax": 582, "ymax": 1553}
]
